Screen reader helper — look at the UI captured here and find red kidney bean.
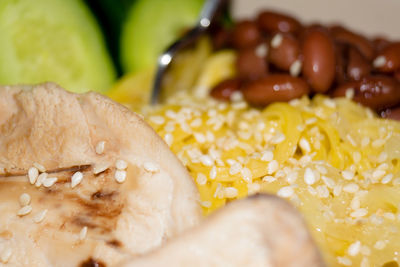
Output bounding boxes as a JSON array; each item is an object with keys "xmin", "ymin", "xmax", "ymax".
[
  {"xmin": 269, "ymin": 33, "xmax": 300, "ymax": 71},
  {"xmin": 380, "ymin": 107, "xmax": 400, "ymax": 121},
  {"xmin": 257, "ymin": 11, "xmax": 301, "ymax": 34},
  {"xmin": 395, "ymin": 70, "xmax": 400, "ymax": 82},
  {"xmin": 210, "ymin": 78, "xmax": 242, "ymax": 101},
  {"xmin": 211, "ymin": 26, "xmax": 231, "ymax": 50},
  {"xmin": 332, "ymin": 75, "xmax": 400, "ymax": 110},
  {"xmin": 236, "ymin": 44, "xmax": 269, "ymax": 81},
  {"xmin": 231, "ymin": 20, "xmax": 261, "ymax": 49},
  {"xmin": 242, "ymin": 74, "xmax": 310, "ymax": 106},
  {"xmin": 347, "ymin": 47, "xmax": 371, "ymax": 81},
  {"xmin": 374, "ymin": 42, "xmax": 400, "ymax": 72},
  {"xmin": 372, "ymin": 36, "xmax": 391, "ymax": 53},
  {"xmin": 302, "ymin": 28, "xmax": 336, "ymax": 93},
  {"xmin": 334, "ymin": 43, "xmax": 348, "ymax": 84},
  {"xmin": 330, "ymin": 25, "xmax": 375, "ymax": 60}
]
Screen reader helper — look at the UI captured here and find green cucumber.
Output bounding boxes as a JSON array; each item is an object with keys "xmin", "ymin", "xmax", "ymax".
[
  {"xmin": 0, "ymin": 0, "xmax": 116, "ymax": 93},
  {"xmin": 120, "ymin": 0, "xmax": 204, "ymax": 73}
]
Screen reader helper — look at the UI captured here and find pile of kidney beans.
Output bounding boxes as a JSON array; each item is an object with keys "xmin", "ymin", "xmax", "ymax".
[{"xmin": 209, "ymin": 10, "xmax": 400, "ymax": 120}]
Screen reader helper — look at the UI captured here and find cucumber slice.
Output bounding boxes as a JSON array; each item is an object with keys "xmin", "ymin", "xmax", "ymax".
[
  {"xmin": 0, "ymin": 0, "xmax": 116, "ymax": 93},
  {"xmin": 121, "ymin": 0, "xmax": 203, "ymax": 73}
]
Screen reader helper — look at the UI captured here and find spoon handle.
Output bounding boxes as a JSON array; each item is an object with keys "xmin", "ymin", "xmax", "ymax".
[{"xmin": 150, "ymin": 0, "xmax": 224, "ymax": 105}]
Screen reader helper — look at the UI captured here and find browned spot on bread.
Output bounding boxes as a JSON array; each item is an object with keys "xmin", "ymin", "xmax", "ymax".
[
  {"xmin": 80, "ymin": 258, "xmax": 106, "ymax": 267},
  {"xmin": 107, "ymin": 239, "xmax": 122, "ymax": 248},
  {"xmin": 91, "ymin": 190, "xmax": 117, "ymax": 200}
]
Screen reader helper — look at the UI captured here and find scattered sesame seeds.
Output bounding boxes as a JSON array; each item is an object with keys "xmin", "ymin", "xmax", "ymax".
[
  {"xmin": 114, "ymin": 170, "xmax": 127, "ymax": 183},
  {"xmin": 381, "ymin": 174, "xmax": 393, "ymax": 184},
  {"xmin": 261, "ymin": 150, "xmax": 274, "ymax": 162},
  {"xmin": 374, "ymin": 240, "xmax": 386, "ymax": 250},
  {"xmin": 149, "ymin": 115, "xmax": 165, "ymax": 125},
  {"xmin": 33, "ymin": 162, "xmax": 46, "ymax": 173},
  {"xmin": 255, "ymin": 43, "xmax": 268, "ymax": 58},
  {"xmin": 43, "ymin": 177, "xmax": 57, "ymax": 188},
  {"xmin": 342, "ymin": 170, "xmax": 355, "ymax": 181},
  {"xmin": 271, "ymin": 33, "xmax": 283, "ymax": 48},
  {"xmin": 377, "ymin": 152, "xmax": 388, "ymax": 163},
  {"xmin": 304, "ymin": 168, "xmax": 316, "ymax": 185},
  {"xmin": 277, "ymin": 186, "xmax": 294, "ymax": 198},
  {"xmin": 337, "ymin": 256, "xmax": 352, "ymax": 266},
  {"xmin": 79, "ymin": 226, "xmax": 88, "ymax": 241},
  {"xmin": 270, "ymin": 132, "xmax": 286, "ymax": 144},
  {"xmin": 267, "ymin": 160, "xmax": 279, "ymax": 175},
  {"xmin": 348, "ymin": 240, "xmax": 361, "ymax": 256},
  {"xmin": 17, "ymin": 205, "xmax": 32, "ymax": 216},
  {"xmin": 93, "ymin": 163, "xmax": 109, "ymax": 174},
  {"xmin": 305, "ymin": 117, "xmax": 317, "ymax": 125},
  {"xmin": 323, "ymin": 98, "xmax": 336, "ymax": 109},
  {"xmin": 28, "ymin": 167, "xmax": 39, "ymax": 184},
  {"xmin": 299, "ymin": 138, "xmax": 311, "ymax": 153},
  {"xmin": 343, "ymin": 183, "xmax": 359, "ymax": 193},
  {"xmin": 372, "ymin": 139, "xmax": 385, "ymax": 148},
  {"xmin": 345, "ymin": 88, "xmax": 355, "ymax": 99},
  {"xmin": 361, "ymin": 137, "xmax": 370, "ymax": 147},
  {"xmin": 196, "ymin": 173, "xmax": 207, "ymax": 185},
  {"xmin": 19, "ymin": 193, "xmax": 31, "ymax": 207},
  {"xmin": 143, "ymin": 162, "xmax": 160, "ymax": 173},
  {"xmin": 229, "ymin": 162, "xmax": 242, "ymax": 175},
  {"xmin": 164, "ymin": 133, "xmax": 174, "ymax": 146},
  {"xmin": 241, "ymin": 167, "xmax": 252, "ymax": 183},
  {"xmin": 351, "ymin": 208, "xmax": 368, "ymax": 218},
  {"xmin": 200, "ymin": 155, "xmax": 214, "ymax": 166},
  {"xmin": 0, "ymin": 247, "xmax": 12, "ymax": 263},
  {"xmin": 289, "ymin": 59, "xmax": 302, "ymax": 77},
  {"xmin": 200, "ymin": 201, "xmax": 212, "ymax": 208},
  {"xmin": 373, "ymin": 55, "xmax": 386, "ymax": 68},
  {"xmin": 224, "ymin": 187, "xmax": 238, "ymax": 198},
  {"xmin": 95, "ymin": 141, "xmax": 106, "ymax": 155},
  {"xmin": 71, "ymin": 172, "xmax": 83, "ymax": 188},
  {"xmin": 372, "ymin": 169, "xmax": 386, "ymax": 180},
  {"xmin": 33, "ymin": 209, "xmax": 48, "ymax": 223},
  {"xmin": 116, "ymin": 159, "xmax": 128, "ymax": 170},
  {"xmin": 352, "ymin": 152, "xmax": 361, "ymax": 163},
  {"xmin": 35, "ymin": 173, "xmax": 47, "ymax": 187}
]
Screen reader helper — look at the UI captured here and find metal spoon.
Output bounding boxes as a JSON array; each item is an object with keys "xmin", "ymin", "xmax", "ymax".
[{"xmin": 150, "ymin": 0, "xmax": 224, "ymax": 104}]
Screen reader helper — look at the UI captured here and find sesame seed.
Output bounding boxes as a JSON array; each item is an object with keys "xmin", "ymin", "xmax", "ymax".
[
  {"xmin": 95, "ymin": 141, "xmax": 106, "ymax": 155},
  {"xmin": 333, "ymin": 185, "xmax": 342, "ymax": 196},
  {"xmin": 267, "ymin": 160, "xmax": 279, "ymax": 175},
  {"xmin": 93, "ymin": 163, "xmax": 109, "ymax": 174},
  {"xmin": 304, "ymin": 168, "xmax": 316, "ymax": 185},
  {"xmin": 350, "ymin": 197, "xmax": 360, "ymax": 210},
  {"xmin": 372, "ymin": 169, "xmax": 386, "ymax": 180},
  {"xmin": 351, "ymin": 208, "xmax": 368, "ymax": 218},
  {"xmin": 143, "ymin": 162, "xmax": 160, "ymax": 173},
  {"xmin": 114, "ymin": 170, "xmax": 127, "ymax": 183},
  {"xmin": 377, "ymin": 152, "xmax": 388, "ymax": 163},
  {"xmin": 255, "ymin": 43, "xmax": 268, "ymax": 58},
  {"xmin": 33, "ymin": 162, "xmax": 46, "ymax": 173},
  {"xmin": 116, "ymin": 159, "xmax": 128, "ymax": 170},
  {"xmin": 270, "ymin": 132, "xmax": 285, "ymax": 144},
  {"xmin": 196, "ymin": 173, "xmax": 207, "ymax": 185},
  {"xmin": 352, "ymin": 152, "xmax": 361, "ymax": 163},
  {"xmin": 305, "ymin": 118, "xmax": 317, "ymax": 125},
  {"xmin": 164, "ymin": 133, "xmax": 174, "ymax": 146},
  {"xmin": 323, "ymin": 98, "xmax": 336, "ymax": 108},
  {"xmin": 224, "ymin": 187, "xmax": 238, "ymax": 198},
  {"xmin": 241, "ymin": 167, "xmax": 252, "ymax": 183},
  {"xmin": 43, "ymin": 177, "xmax": 58, "ymax": 188},
  {"xmin": 229, "ymin": 162, "xmax": 242, "ymax": 175},
  {"xmin": 79, "ymin": 226, "xmax": 88, "ymax": 241},
  {"xmin": 348, "ymin": 240, "xmax": 361, "ymax": 256},
  {"xmin": 289, "ymin": 59, "xmax": 302, "ymax": 77},
  {"xmin": 210, "ymin": 166, "xmax": 217, "ymax": 180},
  {"xmin": 277, "ymin": 186, "xmax": 294, "ymax": 198},
  {"xmin": 372, "ymin": 139, "xmax": 385, "ymax": 148},
  {"xmin": 194, "ymin": 133, "xmax": 206, "ymax": 143},
  {"xmin": 149, "ymin": 115, "xmax": 165, "ymax": 125},
  {"xmin": 374, "ymin": 240, "xmax": 386, "ymax": 250},
  {"xmin": 0, "ymin": 247, "xmax": 12, "ymax": 263},
  {"xmin": 261, "ymin": 150, "xmax": 274, "ymax": 162},
  {"xmin": 316, "ymin": 185, "xmax": 329, "ymax": 198},
  {"xmin": 381, "ymin": 174, "xmax": 393, "ymax": 184},
  {"xmin": 337, "ymin": 256, "xmax": 352, "ymax": 266},
  {"xmin": 247, "ymin": 183, "xmax": 260, "ymax": 194},
  {"xmin": 299, "ymin": 138, "xmax": 311, "ymax": 153},
  {"xmin": 71, "ymin": 172, "xmax": 83, "ymax": 188},
  {"xmin": 343, "ymin": 183, "xmax": 359, "ymax": 193},
  {"xmin": 190, "ymin": 118, "xmax": 202, "ymax": 128},
  {"xmin": 28, "ymin": 167, "xmax": 39, "ymax": 184},
  {"xmin": 231, "ymin": 101, "xmax": 247, "ymax": 110},
  {"xmin": 19, "ymin": 193, "xmax": 31, "ymax": 207},
  {"xmin": 360, "ymin": 245, "xmax": 371, "ymax": 256},
  {"xmin": 263, "ymin": 175, "xmax": 276, "ymax": 183},
  {"xmin": 17, "ymin": 205, "xmax": 32, "ymax": 216},
  {"xmin": 200, "ymin": 201, "xmax": 212, "ymax": 208},
  {"xmin": 345, "ymin": 88, "xmax": 355, "ymax": 99},
  {"xmin": 322, "ymin": 176, "xmax": 335, "ymax": 188},
  {"xmin": 35, "ymin": 173, "xmax": 47, "ymax": 187},
  {"xmin": 200, "ymin": 155, "xmax": 214, "ymax": 166},
  {"xmin": 384, "ymin": 212, "xmax": 396, "ymax": 220},
  {"xmin": 346, "ymin": 134, "xmax": 357, "ymax": 147},
  {"xmin": 373, "ymin": 55, "xmax": 386, "ymax": 68},
  {"xmin": 342, "ymin": 170, "xmax": 355, "ymax": 180},
  {"xmin": 33, "ymin": 209, "xmax": 48, "ymax": 223},
  {"xmin": 271, "ymin": 33, "xmax": 283, "ymax": 48}
]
